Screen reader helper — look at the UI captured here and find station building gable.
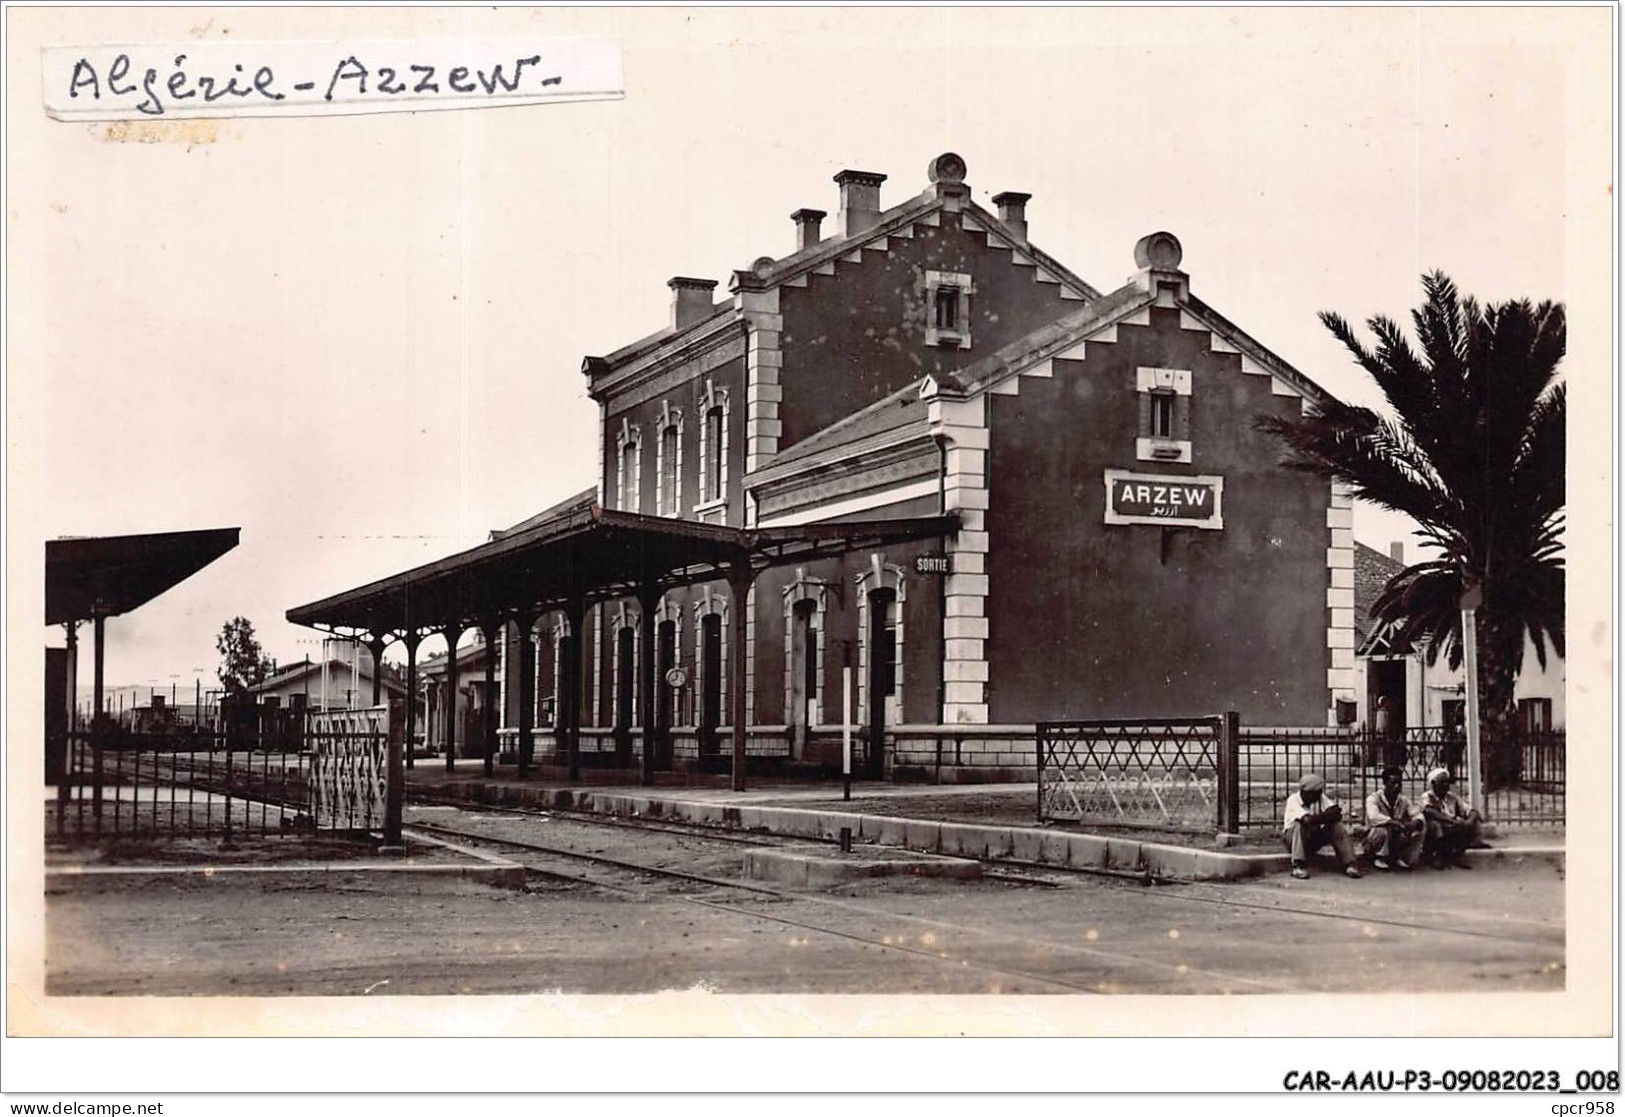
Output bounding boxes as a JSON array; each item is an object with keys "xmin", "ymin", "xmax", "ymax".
[{"xmin": 490, "ymin": 156, "xmax": 1349, "ymax": 775}]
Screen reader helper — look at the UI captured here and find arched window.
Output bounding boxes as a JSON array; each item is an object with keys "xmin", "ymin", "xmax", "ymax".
[
  {"xmin": 782, "ymin": 570, "xmax": 828, "ymax": 751},
  {"xmin": 855, "ymin": 556, "xmax": 908, "ymax": 736},
  {"xmin": 656, "ymin": 402, "xmax": 683, "ymax": 517},
  {"xmin": 697, "ymin": 378, "xmax": 729, "ymax": 510},
  {"xmin": 693, "ymin": 588, "xmax": 730, "ymax": 756},
  {"xmin": 611, "ymin": 602, "xmax": 641, "ymax": 731},
  {"xmin": 705, "ymin": 408, "xmax": 723, "ymax": 499},
  {"xmin": 616, "ymin": 419, "xmax": 642, "ymax": 513}
]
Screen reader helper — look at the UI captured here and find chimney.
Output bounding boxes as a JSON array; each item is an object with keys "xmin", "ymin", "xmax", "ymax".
[
  {"xmin": 791, "ymin": 208, "xmax": 826, "ymax": 251},
  {"xmin": 992, "ymin": 191, "xmax": 1031, "ymax": 241},
  {"xmin": 667, "ymin": 277, "xmax": 717, "ymax": 330},
  {"xmin": 1389, "ymin": 542, "xmax": 1404, "ymax": 564},
  {"xmin": 833, "ymin": 169, "xmax": 887, "ymax": 237}
]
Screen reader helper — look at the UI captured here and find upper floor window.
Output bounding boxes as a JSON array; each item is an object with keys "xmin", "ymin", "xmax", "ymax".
[
  {"xmin": 616, "ymin": 419, "xmax": 642, "ymax": 513},
  {"xmin": 705, "ymin": 408, "xmax": 723, "ymax": 497},
  {"xmin": 1136, "ymin": 367, "xmax": 1192, "ymax": 463},
  {"xmin": 924, "ymin": 269, "xmax": 974, "ymax": 349},
  {"xmin": 934, "ymin": 286, "xmax": 959, "ymax": 332},
  {"xmin": 697, "ymin": 378, "xmax": 729, "ymax": 509},
  {"xmin": 1149, "ymin": 390, "xmax": 1175, "ymax": 440},
  {"xmin": 655, "ymin": 401, "xmax": 683, "ymax": 518}
]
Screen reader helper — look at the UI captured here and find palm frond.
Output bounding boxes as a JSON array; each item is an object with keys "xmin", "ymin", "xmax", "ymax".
[{"xmin": 1267, "ymin": 273, "xmax": 1567, "ymax": 709}]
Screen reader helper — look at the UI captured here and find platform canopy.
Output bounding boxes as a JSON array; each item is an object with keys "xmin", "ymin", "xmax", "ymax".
[
  {"xmin": 46, "ymin": 527, "xmax": 241, "ymax": 626},
  {"xmin": 286, "ymin": 498, "xmax": 958, "ymax": 634}
]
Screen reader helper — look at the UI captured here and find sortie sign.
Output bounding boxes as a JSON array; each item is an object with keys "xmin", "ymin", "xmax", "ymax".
[{"xmin": 1103, "ymin": 469, "xmax": 1224, "ymax": 530}]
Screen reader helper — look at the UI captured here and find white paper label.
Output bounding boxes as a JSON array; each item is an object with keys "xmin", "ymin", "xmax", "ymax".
[{"xmin": 43, "ymin": 38, "xmax": 623, "ymax": 120}]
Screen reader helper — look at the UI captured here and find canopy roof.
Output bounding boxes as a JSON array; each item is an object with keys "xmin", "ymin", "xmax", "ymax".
[
  {"xmin": 287, "ymin": 503, "xmax": 956, "ymax": 634},
  {"xmin": 46, "ymin": 528, "xmax": 240, "ymax": 626}
]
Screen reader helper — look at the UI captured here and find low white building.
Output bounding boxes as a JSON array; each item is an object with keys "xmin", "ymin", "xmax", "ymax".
[{"xmin": 1354, "ymin": 541, "xmax": 1563, "ymax": 734}]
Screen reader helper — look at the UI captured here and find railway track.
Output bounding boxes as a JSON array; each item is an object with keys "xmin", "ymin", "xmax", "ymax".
[
  {"xmin": 406, "ymin": 816, "xmax": 1113, "ymax": 994},
  {"xmin": 414, "ymin": 800, "xmax": 1559, "ymax": 953},
  {"xmin": 410, "ymin": 793, "xmax": 1067, "ymax": 886}
]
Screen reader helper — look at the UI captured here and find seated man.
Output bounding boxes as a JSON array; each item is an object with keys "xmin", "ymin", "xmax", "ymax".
[
  {"xmin": 1364, "ymin": 764, "xmax": 1426, "ymax": 870},
  {"xmin": 1282, "ymin": 773, "xmax": 1362, "ymax": 880},
  {"xmin": 1418, "ymin": 767, "xmax": 1485, "ymax": 869}
]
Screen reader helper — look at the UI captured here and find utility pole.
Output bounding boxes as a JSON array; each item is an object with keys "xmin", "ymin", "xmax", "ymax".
[{"xmin": 1460, "ymin": 583, "xmax": 1485, "ymax": 817}]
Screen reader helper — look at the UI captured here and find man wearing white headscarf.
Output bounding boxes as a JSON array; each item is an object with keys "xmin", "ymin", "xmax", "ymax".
[
  {"xmin": 1282, "ymin": 773, "xmax": 1362, "ymax": 880},
  {"xmin": 1418, "ymin": 768, "xmax": 1485, "ymax": 869}
]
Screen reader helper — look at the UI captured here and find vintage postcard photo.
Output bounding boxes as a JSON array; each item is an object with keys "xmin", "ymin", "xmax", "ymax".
[{"xmin": 4, "ymin": 3, "xmax": 1616, "ymax": 1091}]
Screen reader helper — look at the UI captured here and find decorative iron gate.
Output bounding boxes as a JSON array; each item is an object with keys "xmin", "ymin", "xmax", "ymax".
[
  {"xmin": 1036, "ymin": 716, "xmax": 1239, "ymax": 831},
  {"xmin": 307, "ymin": 706, "xmax": 389, "ymax": 831},
  {"xmin": 54, "ymin": 707, "xmax": 394, "ymax": 842}
]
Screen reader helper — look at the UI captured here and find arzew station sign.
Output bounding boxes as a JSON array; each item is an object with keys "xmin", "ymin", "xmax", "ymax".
[{"xmin": 1103, "ymin": 469, "xmax": 1224, "ymax": 530}]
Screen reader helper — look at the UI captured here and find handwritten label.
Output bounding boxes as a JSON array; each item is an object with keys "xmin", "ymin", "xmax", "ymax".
[
  {"xmin": 1103, "ymin": 469, "xmax": 1225, "ymax": 530},
  {"xmin": 43, "ymin": 39, "xmax": 622, "ymax": 120}
]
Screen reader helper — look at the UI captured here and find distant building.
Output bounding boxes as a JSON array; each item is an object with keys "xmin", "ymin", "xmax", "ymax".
[
  {"xmin": 1354, "ymin": 541, "xmax": 1564, "ymax": 734},
  {"xmin": 243, "ymin": 651, "xmax": 405, "ymax": 714},
  {"xmin": 417, "ymin": 634, "xmax": 499, "ymax": 757}
]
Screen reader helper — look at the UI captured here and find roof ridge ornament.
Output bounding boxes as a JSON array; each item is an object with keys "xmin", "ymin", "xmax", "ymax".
[
  {"xmin": 928, "ymin": 152, "xmax": 968, "ymax": 200},
  {"xmin": 1132, "ymin": 231, "xmax": 1188, "ymax": 302}
]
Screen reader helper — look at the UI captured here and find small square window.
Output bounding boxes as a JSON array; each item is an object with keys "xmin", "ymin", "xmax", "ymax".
[
  {"xmin": 1149, "ymin": 391, "xmax": 1175, "ymax": 439},
  {"xmin": 934, "ymin": 286, "xmax": 959, "ymax": 332},
  {"xmin": 1135, "ymin": 367, "xmax": 1193, "ymax": 463},
  {"xmin": 924, "ymin": 270, "xmax": 973, "ymax": 350}
]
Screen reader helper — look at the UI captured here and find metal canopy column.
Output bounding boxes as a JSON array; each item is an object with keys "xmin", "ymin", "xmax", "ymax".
[
  {"xmin": 441, "ymin": 623, "xmax": 466, "ymax": 773},
  {"xmin": 366, "ymin": 632, "xmax": 388, "ymax": 707},
  {"xmin": 565, "ymin": 594, "xmax": 586, "ymax": 783},
  {"xmin": 480, "ymin": 616, "xmax": 501, "ymax": 777},
  {"xmin": 91, "ymin": 610, "xmax": 106, "ymax": 819},
  {"xmin": 401, "ymin": 630, "xmax": 423, "ymax": 771},
  {"xmin": 515, "ymin": 610, "xmax": 537, "ymax": 777},
  {"xmin": 726, "ymin": 560, "xmax": 754, "ymax": 792},
  {"xmin": 637, "ymin": 582, "xmax": 661, "ymax": 787},
  {"xmin": 63, "ymin": 621, "xmax": 79, "ymax": 731}
]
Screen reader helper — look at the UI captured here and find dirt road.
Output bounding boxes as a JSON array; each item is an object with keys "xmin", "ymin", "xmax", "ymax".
[{"xmin": 43, "ymin": 804, "xmax": 1564, "ymax": 998}]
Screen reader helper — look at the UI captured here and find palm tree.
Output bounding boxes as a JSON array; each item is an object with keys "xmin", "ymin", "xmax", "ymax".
[{"xmin": 1258, "ymin": 272, "xmax": 1564, "ymax": 787}]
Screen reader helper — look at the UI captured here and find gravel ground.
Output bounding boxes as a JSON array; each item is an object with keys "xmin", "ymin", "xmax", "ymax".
[
  {"xmin": 42, "ymin": 805, "xmax": 1565, "ymax": 999},
  {"xmin": 45, "ymin": 832, "xmax": 471, "ymax": 868}
]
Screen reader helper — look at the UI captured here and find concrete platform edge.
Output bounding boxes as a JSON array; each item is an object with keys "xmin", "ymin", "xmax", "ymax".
[{"xmin": 420, "ymin": 781, "xmax": 1563, "ymax": 882}]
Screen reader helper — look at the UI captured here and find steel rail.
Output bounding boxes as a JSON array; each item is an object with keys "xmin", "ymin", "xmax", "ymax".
[
  {"xmin": 410, "ymin": 795, "xmax": 782, "ymax": 846},
  {"xmin": 410, "ymin": 797, "xmax": 1078, "ymax": 886},
  {"xmin": 407, "ymin": 820, "xmax": 1104, "ymax": 994},
  {"xmin": 417, "ymin": 807, "xmax": 1557, "ymax": 951}
]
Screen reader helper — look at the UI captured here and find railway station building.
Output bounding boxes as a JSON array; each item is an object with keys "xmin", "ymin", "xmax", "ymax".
[{"xmin": 290, "ymin": 153, "xmax": 1351, "ymax": 784}]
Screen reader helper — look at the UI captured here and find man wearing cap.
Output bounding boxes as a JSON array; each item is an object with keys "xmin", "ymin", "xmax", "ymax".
[
  {"xmin": 1418, "ymin": 768, "xmax": 1485, "ymax": 869},
  {"xmin": 1364, "ymin": 764, "xmax": 1426, "ymax": 870},
  {"xmin": 1282, "ymin": 773, "xmax": 1362, "ymax": 880}
]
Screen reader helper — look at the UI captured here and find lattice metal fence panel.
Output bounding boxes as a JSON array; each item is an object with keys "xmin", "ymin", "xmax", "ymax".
[
  {"xmin": 308, "ymin": 707, "xmax": 388, "ymax": 832},
  {"xmin": 1037, "ymin": 718, "xmax": 1224, "ymax": 831}
]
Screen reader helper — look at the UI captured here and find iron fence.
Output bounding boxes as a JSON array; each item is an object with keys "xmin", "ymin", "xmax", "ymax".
[
  {"xmin": 1237, "ymin": 726, "xmax": 1564, "ymax": 834},
  {"xmin": 1037, "ymin": 717, "xmax": 1565, "ymax": 835},
  {"xmin": 54, "ymin": 715, "xmax": 391, "ymax": 842},
  {"xmin": 1036, "ymin": 717, "xmax": 1235, "ymax": 831}
]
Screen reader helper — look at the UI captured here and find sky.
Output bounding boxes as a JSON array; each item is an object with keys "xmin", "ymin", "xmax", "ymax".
[{"xmin": 10, "ymin": 6, "xmax": 1611, "ymax": 696}]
